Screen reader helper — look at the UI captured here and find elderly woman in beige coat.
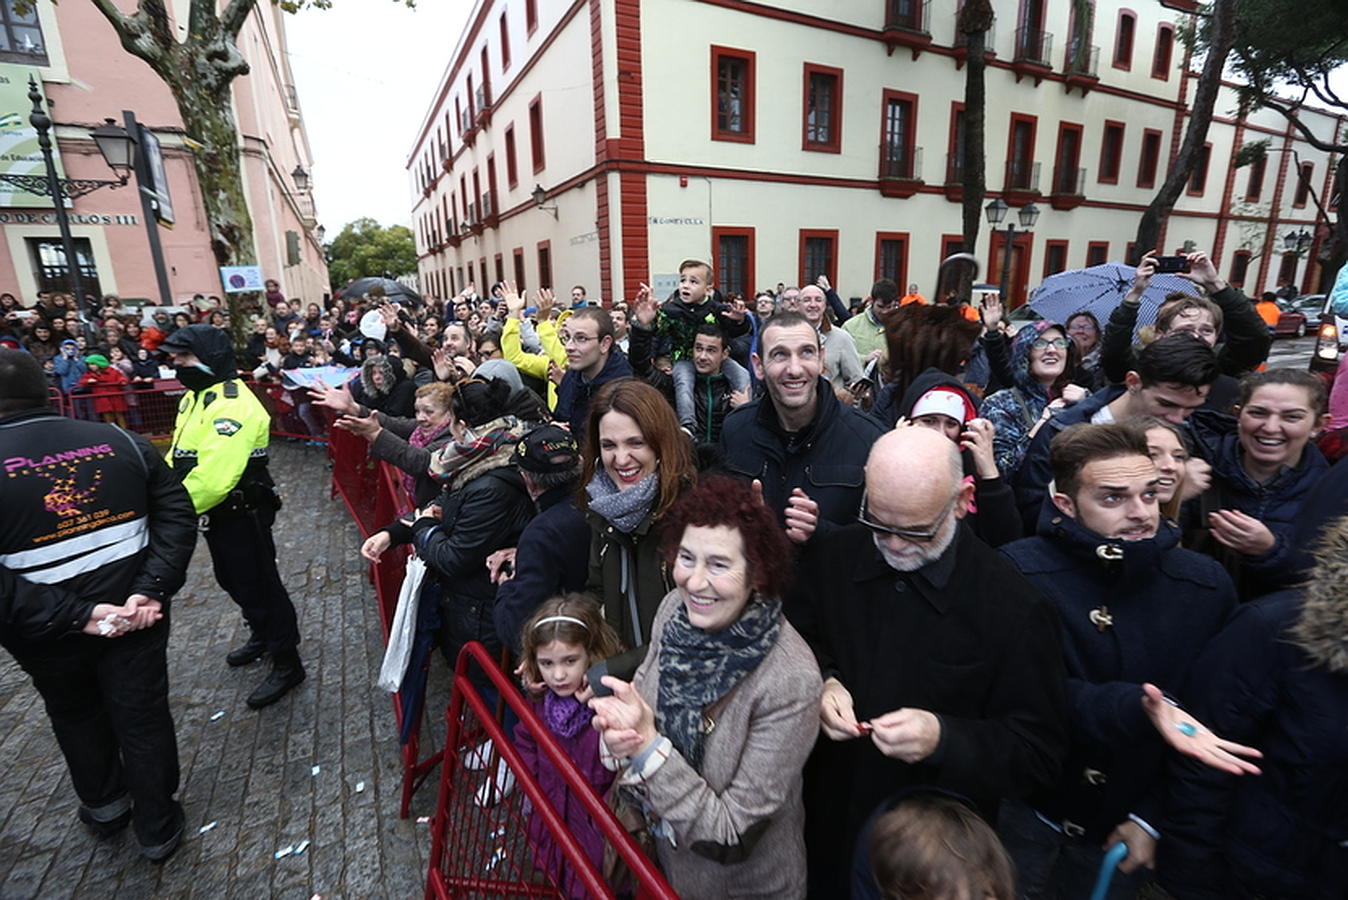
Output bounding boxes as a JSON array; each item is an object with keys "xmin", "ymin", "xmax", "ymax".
[{"xmin": 590, "ymin": 476, "xmax": 822, "ymax": 899}]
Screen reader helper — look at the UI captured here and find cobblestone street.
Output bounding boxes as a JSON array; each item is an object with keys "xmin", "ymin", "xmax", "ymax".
[{"xmin": 0, "ymin": 442, "xmax": 439, "ymax": 899}]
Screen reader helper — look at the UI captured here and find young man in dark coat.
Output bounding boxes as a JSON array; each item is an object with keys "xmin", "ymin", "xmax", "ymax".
[
  {"xmin": 552, "ymin": 307, "xmax": 632, "ymax": 435},
  {"xmin": 999, "ymin": 423, "xmax": 1252, "ymax": 899},
  {"xmin": 788, "ymin": 427, "xmax": 1068, "ymax": 898},
  {"xmin": 719, "ymin": 311, "xmax": 885, "ymax": 545}
]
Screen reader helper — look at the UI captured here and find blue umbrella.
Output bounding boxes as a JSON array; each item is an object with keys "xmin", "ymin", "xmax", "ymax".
[{"xmin": 1029, "ymin": 262, "xmax": 1200, "ymax": 334}]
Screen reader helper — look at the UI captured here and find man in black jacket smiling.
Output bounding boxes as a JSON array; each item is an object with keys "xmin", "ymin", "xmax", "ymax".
[{"xmin": 0, "ymin": 349, "xmax": 196, "ymax": 862}]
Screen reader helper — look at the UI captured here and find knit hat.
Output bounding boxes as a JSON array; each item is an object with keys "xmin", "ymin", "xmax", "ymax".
[
  {"xmin": 513, "ymin": 425, "xmax": 580, "ymax": 475},
  {"xmin": 84, "ymin": 353, "xmax": 109, "ymax": 369},
  {"xmin": 909, "ymin": 385, "xmax": 976, "ymax": 424}
]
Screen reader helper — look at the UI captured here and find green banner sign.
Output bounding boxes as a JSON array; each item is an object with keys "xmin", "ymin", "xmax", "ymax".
[{"xmin": 0, "ymin": 64, "xmax": 65, "ymax": 209}]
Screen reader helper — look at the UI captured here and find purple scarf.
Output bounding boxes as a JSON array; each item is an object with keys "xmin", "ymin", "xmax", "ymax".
[{"xmin": 543, "ymin": 691, "xmax": 592, "ymax": 739}]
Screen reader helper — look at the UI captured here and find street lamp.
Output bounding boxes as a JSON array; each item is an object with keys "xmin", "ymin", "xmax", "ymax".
[
  {"xmin": 291, "ymin": 165, "xmax": 310, "ymax": 193},
  {"xmin": 0, "ymin": 76, "xmax": 134, "ymax": 325},
  {"xmin": 1283, "ymin": 229, "xmax": 1312, "ymax": 254},
  {"xmin": 985, "ymin": 198, "xmax": 1040, "ymax": 306},
  {"xmin": 531, "ymin": 183, "xmax": 558, "ymax": 219}
]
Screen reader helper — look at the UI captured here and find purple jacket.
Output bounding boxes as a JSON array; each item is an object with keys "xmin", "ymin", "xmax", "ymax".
[{"xmin": 514, "ymin": 695, "xmax": 614, "ymax": 896}]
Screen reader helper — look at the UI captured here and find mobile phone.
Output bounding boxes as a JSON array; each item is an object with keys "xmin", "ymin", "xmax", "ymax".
[
  {"xmin": 500, "ymin": 560, "xmax": 514, "ymax": 577},
  {"xmin": 586, "ymin": 660, "xmax": 613, "ymax": 698},
  {"xmin": 1153, "ymin": 256, "xmax": 1191, "ymax": 274}
]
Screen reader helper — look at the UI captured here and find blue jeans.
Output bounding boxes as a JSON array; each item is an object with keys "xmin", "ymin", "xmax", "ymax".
[
  {"xmin": 997, "ymin": 800, "xmax": 1150, "ymax": 900},
  {"xmin": 672, "ymin": 357, "xmax": 749, "ymax": 429}
]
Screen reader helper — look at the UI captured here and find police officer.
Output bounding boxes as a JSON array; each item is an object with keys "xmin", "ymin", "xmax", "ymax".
[
  {"xmin": 0, "ymin": 349, "xmax": 196, "ymax": 861},
  {"xmin": 161, "ymin": 324, "xmax": 305, "ymax": 709}
]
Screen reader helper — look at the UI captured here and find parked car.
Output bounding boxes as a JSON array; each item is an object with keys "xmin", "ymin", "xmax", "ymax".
[
  {"xmin": 1307, "ymin": 293, "xmax": 1346, "ymax": 376},
  {"xmin": 1271, "ymin": 300, "xmax": 1308, "ymax": 338}
]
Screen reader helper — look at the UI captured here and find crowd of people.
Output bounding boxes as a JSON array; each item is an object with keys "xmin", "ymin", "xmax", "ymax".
[{"xmin": 3, "ymin": 249, "xmax": 1348, "ymax": 897}]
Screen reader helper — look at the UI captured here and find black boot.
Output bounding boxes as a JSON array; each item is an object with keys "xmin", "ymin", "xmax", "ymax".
[
  {"xmin": 226, "ymin": 634, "xmax": 267, "ymax": 667},
  {"xmin": 246, "ymin": 648, "xmax": 305, "ymax": 709}
]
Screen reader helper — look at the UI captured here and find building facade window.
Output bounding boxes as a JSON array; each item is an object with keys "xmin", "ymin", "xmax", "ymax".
[
  {"xmin": 1098, "ymin": 120, "xmax": 1125, "ymax": 184},
  {"xmin": 537, "ymin": 241, "xmax": 552, "ymax": 289},
  {"xmin": 1113, "ymin": 9, "xmax": 1135, "ymax": 69},
  {"xmin": 946, "ymin": 102, "xmax": 966, "ymax": 184},
  {"xmin": 1007, "ymin": 114, "xmax": 1038, "ymax": 190},
  {"xmin": 1152, "ymin": 24, "xmax": 1174, "ymax": 79},
  {"xmin": 505, "ymin": 124, "xmax": 518, "ymax": 188},
  {"xmin": 1276, "ymin": 252, "xmax": 1298, "ymax": 286},
  {"xmin": 1244, "ymin": 154, "xmax": 1266, "ymax": 201},
  {"xmin": 880, "ymin": 90, "xmax": 918, "ymax": 178},
  {"xmin": 875, "ymin": 232, "xmax": 909, "ymax": 285},
  {"xmin": 499, "ymin": 12, "xmax": 511, "ymax": 71},
  {"xmin": 1293, "ymin": 161, "xmax": 1314, "ymax": 207},
  {"xmin": 799, "ymin": 229, "xmax": 839, "ymax": 286},
  {"xmin": 803, "ymin": 63, "xmax": 843, "ymax": 153},
  {"xmin": 940, "ymin": 234, "xmax": 965, "ymax": 269},
  {"xmin": 712, "ymin": 227, "xmax": 755, "ymax": 299},
  {"xmin": 1138, "ymin": 129, "xmax": 1162, "ymax": 188},
  {"xmin": 1044, "ymin": 240, "xmax": 1069, "ymax": 277},
  {"xmin": 0, "ymin": 1, "xmax": 48, "ymax": 66},
  {"xmin": 1186, "ymin": 143, "xmax": 1212, "ymax": 195},
  {"xmin": 1230, "ymin": 250, "xmax": 1252, "ymax": 286},
  {"xmin": 513, "ymin": 248, "xmax": 526, "ymax": 290},
  {"xmin": 494, "ymin": 253, "xmax": 505, "ymax": 285},
  {"xmin": 525, "ymin": 0, "xmax": 537, "ymax": 34},
  {"xmin": 29, "ymin": 238, "xmax": 99, "ymax": 296},
  {"xmin": 1053, "ymin": 122, "xmax": 1084, "ymax": 194},
  {"xmin": 1086, "ymin": 241, "xmax": 1109, "ymax": 267},
  {"xmin": 711, "ymin": 46, "xmax": 755, "ymax": 143},
  {"xmin": 529, "ymin": 94, "xmax": 545, "ymax": 172}
]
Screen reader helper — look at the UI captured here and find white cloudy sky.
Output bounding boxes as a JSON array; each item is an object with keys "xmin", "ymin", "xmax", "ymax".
[
  {"xmin": 286, "ymin": 5, "xmax": 1348, "ymax": 236},
  {"xmin": 285, "ymin": 2, "xmax": 470, "ymax": 233}
]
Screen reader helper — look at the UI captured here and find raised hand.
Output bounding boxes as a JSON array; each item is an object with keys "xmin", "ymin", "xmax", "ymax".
[
  {"xmin": 333, "ymin": 411, "xmax": 382, "ymax": 442},
  {"xmin": 307, "ymin": 383, "xmax": 358, "ymax": 415},
  {"xmin": 501, "ymin": 280, "xmax": 525, "ymax": 317},
  {"xmin": 1128, "ymin": 254, "xmax": 1159, "ymax": 302},
  {"xmin": 1141, "ymin": 683, "xmax": 1263, "ymax": 776},
  {"xmin": 631, "ymin": 283, "xmax": 658, "ymax": 328},
  {"xmin": 431, "ymin": 347, "xmax": 456, "ymax": 382},
  {"xmin": 960, "ymin": 417, "xmax": 998, "ymax": 481},
  {"xmin": 536, "ymin": 288, "xmax": 556, "ymax": 320},
  {"xmin": 1180, "ymin": 251, "xmax": 1225, "ymax": 293},
  {"xmin": 378, "ymin": 301, "xmax": 402, "ymax": 331},
  {"xmin": 980, "ymin": 292, "xmax": 1004, "ymax": 330}
]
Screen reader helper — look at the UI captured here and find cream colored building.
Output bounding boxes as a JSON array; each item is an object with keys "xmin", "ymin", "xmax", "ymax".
[{"xmin": 408, "ymin": 0, "xmax": 1342, "ymax": 309}]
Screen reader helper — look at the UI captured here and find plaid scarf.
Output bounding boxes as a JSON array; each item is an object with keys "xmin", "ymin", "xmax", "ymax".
[{"xmin": 428, "ymin": 416, "xmax": 523, "ymax": 489}]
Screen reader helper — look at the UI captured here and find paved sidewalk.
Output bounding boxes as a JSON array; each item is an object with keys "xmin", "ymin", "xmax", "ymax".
[{"xmin": 0, "ymin": 442, "xmax": 441, "ymax": 900}]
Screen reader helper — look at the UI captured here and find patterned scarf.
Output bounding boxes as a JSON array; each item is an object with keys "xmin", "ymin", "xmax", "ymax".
[
  {"xmin": 401, "ymin": 420, "xmax": 453, "ymax": 498},
  {"xmin": 428, "ymin": 415, "xmax": 523, "ymax": 489},
  {"xmin": 655, "ymin": 594, "xmax": 781, "ymax": 771},
  {"xmin": 543, "ymin": 691, "xmax": 592, "ymax": 739},
  {"xmin": 585, "ymin": 469, "xmax": 659, "ymax": 534}
]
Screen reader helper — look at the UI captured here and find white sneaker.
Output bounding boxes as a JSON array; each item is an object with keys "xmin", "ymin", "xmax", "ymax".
[
  {"xmin": 474, "ymin": 760, "xmax": 517, "ymax": 808},
  {"xmin": 463, "ymin": 738, "xmax": 495, "ymax": 771}
]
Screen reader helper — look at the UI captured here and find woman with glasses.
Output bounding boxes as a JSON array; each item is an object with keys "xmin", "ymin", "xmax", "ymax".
[{"xmin": 980, "ymin": 320, "xmax": 1089, "ymax": 479}]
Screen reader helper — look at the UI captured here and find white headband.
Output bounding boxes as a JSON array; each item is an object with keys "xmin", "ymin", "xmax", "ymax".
[{"xmin": 532, "ymin": 615, "xmax": 588, "ymax": 631}]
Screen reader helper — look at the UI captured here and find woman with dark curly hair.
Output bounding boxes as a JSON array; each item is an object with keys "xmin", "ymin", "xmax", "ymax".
[{"xmin": 589, "ymin": 475, "xmax": 822, "ymax": 899}]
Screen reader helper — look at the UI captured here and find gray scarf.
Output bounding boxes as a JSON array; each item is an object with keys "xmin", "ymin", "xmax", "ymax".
[{"xmin": 585, "ymin": 469, "xmax": 659, "ymax": 534}]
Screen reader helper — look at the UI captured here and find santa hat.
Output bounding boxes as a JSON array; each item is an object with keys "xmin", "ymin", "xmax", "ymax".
[{"xmin": 910, "ymin": 385, "xmax": 976, "ymax": 424}]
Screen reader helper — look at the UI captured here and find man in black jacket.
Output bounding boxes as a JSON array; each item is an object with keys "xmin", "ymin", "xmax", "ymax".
[
  {"xmin": 719, "ymin": 312, "xmax": 884, "ymax": 544},
  {"xmin": 0, "ymin": 349, "xmax": 196, "ymax": 862},
  {"xmin": 788, "ymin": 426, "xmax": 1068, "ymax": 897}
]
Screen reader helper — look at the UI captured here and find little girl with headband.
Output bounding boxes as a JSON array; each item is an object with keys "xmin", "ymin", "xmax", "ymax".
[{"xmin": 515, "ymin": 594, "xmax": 624, "ymax": 896}]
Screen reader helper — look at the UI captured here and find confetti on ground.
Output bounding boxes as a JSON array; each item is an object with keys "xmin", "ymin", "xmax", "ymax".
[
  {"xmin": 310, "ymin": 765, "xmax": 320, "ymax": 776},
  {"xmin": 354, "ymin": 781, "xmax": 365, "ymax": 793},
  {"xmin": 274, "ymin": 845, "xmax": 295, "ymax": 859},
  {"xmin": 209, "ymin": 710, "xmax": 226, "ymax": 721},
  {"xmin": 294, "ymin": 839, "xmax": 311, "ymax": 854},
  {"xmin": 197, "ymin": 821, "xmax": 218, "ymax": 835},
  {"xmin": 416, "ymin": 816, "xmax": 430, "ymax": 824}
]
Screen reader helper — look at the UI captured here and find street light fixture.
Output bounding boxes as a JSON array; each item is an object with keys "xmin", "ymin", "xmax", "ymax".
[
  {"xmin": 90, "ymin": 118, "xmax": 135, "ymax": 177},
  {"xmin": 531, "ymin": 183, "xmax": 558, "ymax": 219},
  {"xmin": 291, "ymin": 165, "xmax": 310, "ymax": 193},
  {"xmin": 1283, "ymin": 229, "xmax": 1312, "ymax": 254},
  {"xmin": 985, "ymin": 198, "xmax": 1039, "ymax": 306}
]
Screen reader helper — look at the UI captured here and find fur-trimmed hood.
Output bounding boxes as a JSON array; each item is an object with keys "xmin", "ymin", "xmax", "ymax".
[{"xmin": 1288, "ymin": 513, "xmax": 1348, "ymax": 674}]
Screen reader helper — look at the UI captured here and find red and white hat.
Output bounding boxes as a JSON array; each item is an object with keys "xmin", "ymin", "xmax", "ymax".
[{"xmin": 910, "ymin": 385, "xmax": 976, "ymax": 424}]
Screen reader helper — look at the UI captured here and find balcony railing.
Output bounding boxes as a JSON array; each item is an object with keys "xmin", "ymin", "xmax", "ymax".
[
  {"xmin": 880, "ymin": 143, "xmax": 923, "ymax": 180},
  {"xmin": 1051, "ymin": 165, "xmax": 1085, "ymax": 195},
  {"xmin": 475, "ymin": 83, "xmax": 491, "ymax": 113},
  {"xmin": 1004, "ymin": 159, "xmax": 1041, "ymax": 193},
  {"xmin": 885, "ymin": 0, "xmax": 930, "ymax": 34},
  {"xmin": 481, "ymin": 192, "xmax": 497, "ymax": 220},
  {"xmin": 1014, "ymin": 25, "xmax": 1053, "ymax": 67},
  {"xmin": 1064, "ymin": 42, "xmax": 1099, "ymax": 77},
  {"xmin": 945, "ymin": 153, "xmax": 965, "ymax": 186}
]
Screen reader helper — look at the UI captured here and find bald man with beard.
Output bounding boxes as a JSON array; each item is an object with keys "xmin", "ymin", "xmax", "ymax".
[{"xmin": 787, "ymin": 427, "xmax": 1068, "ymax": 898}]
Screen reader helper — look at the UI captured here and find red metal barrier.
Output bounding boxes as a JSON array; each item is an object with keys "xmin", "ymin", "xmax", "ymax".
[{"xmin": 426, "ymin": 642, "xmax": 677, "ymax": 900}]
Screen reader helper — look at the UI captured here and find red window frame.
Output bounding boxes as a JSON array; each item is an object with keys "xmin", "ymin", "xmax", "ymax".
[
  {"xmin": 880, "ymin": 90, "xmax": 919, "ymax": 179},
  {"xmin": 946, "ymin": 101, "xmax": 967, "ymax": 184},
  {"xmin": 486, "ymin": 154, "xmax": 499, "ymax": 217},
  {"xmin": 802, "ymin": 63, "xmax": 844, "ymax": 154},
  {"xmin": 525, "ymin": 0, "xmax": 537, "ymax": 35},
  {"xmin": 1152, "ymin": 24, "xmax": 1174, "ymax": 80},
  {"xmin": 1052, "ymin": 121, "xmax": 1084, "ymax": 194},
  {"xmin": 1230, "ymin": 250, "xmax": 1252, "ymax": 287},
  {"xmin": 1186, "ymin": 142, "xmax": 1212, "ymax": 196},
  {"xmin": 536, "ymin": 240, "xmax": 552, "ymax": 289},
  {"xmin": 874, "ymin": 232, "xmax": 910, "ymax": 286},
  {"xmin": 513, "ymin": 247, "xmax": 526, "ymax": 290},
  {"xmin": 711, "ymin": 226, "xmax": 756, "ymax": 299},
  {"xmin": 1098, "ymin": 120, "xmax": 1125, "ymax": 185},
  {"xmin": 1276, "ymin": 252, "xmax": 1298, "ymax": 285},
  {"xmin": 1113, "ymin": 9, "xmax": 1136, "ymax": 70},
  {"xmin": 1293, "ymin": 162, "xmax": 1314, "ymax": 208},
  {"xmin": 1086, "ymin": 241, "xmax": 1110, "ymax": 267},
  {"xmin": 1137, "ymin": 129, "xmax": 1162, "ymax": 189},
  {"xmin": 1125, "ymin": 241, "xmax": 1138, "ymax": 265},
  {"xmin": 528, "ymin": 94, "xmax": 545, "ymax": 173},
  {"xmin": 494, "ymin": 253, "xmax": 505, "ymax": 285},
  {"xmin": 1244, "ymin": 154, "xmax": 1266, "ymax": 201},
  {"xmin": 711, "ymin": 45, "xmax": 756, "ymax": 144},
  {"xmin": 499, "ymin": 11, "xmax": 511, "ymax": 71},
  {"xmin": 1043, "ymin": 239, "xmax": 1070, "ymax": 277},
  {"xmin": 798, "ymin": 228, "xmax": 839, "ymax": 286},
  {"xmin": 504, "ymin": 123, "xmax": 518, "ymax": 189},
  {"xmin": 1006, "ymin": 113, "xmax": 1039, "ymax": 190}
]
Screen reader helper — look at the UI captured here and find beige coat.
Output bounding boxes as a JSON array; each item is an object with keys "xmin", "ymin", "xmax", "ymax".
[{"xmin": 626, "ymin": 590, "xmax": 822, "ymax": 899}]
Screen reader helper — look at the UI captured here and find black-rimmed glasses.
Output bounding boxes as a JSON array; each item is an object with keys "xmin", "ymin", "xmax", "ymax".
[{"xmin": 857, "ymin": 492, "xmax": 957, "ymax": 542}]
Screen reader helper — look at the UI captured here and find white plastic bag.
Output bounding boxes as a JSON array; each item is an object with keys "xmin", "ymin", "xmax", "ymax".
[{"xmin": 377, "ymin": 555, "xmax": 427, "ymax": 692}]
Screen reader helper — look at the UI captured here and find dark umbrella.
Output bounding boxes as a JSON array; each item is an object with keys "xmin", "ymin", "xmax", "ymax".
[
  {"xmin": 335, "ymin": 277, "xmax": 423, "ymax": 307},
  {"xmin": 1029, "ymin": 262, "xmax": 1199, "ymax": 332}
]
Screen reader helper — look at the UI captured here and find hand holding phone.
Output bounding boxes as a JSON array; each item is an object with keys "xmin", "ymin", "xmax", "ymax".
[{"xmin": 1153, "ymin": 256, "xmax": 1191, "ymax": 274}]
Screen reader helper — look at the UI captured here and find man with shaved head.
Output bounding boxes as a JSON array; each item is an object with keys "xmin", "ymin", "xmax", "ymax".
[{"xmin": 788, "ymin": 427, "xmax": 1068, "ymax": 897}]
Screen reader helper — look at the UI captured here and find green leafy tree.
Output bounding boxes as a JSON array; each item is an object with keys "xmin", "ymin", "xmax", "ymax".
[{"xmin": 326, "ymin": 218, "xmax": 416, "ymax": 290}]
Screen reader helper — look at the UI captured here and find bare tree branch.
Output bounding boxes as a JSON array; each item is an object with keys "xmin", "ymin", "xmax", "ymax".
[
  {"xmin": 221, "ymin": 0, "xmax": 260, "ymax": 38},
  {"xmin": 87, "ymin": 0, "xmax": 140, "ymax": 44},
  {"xmin": 1260, "ymin": 93, "xmax": 1348, "ymax": 154}
]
